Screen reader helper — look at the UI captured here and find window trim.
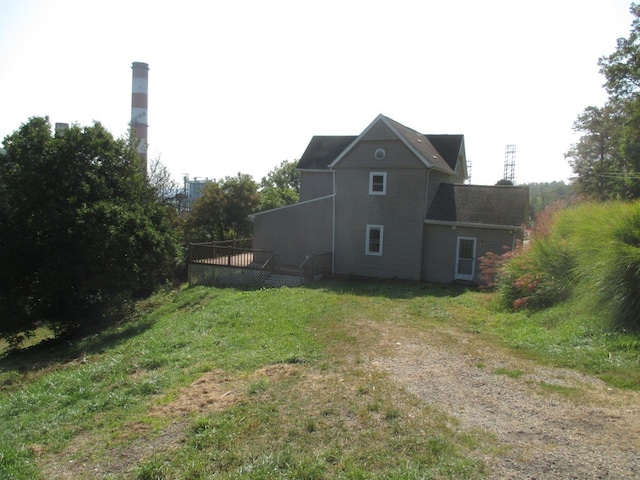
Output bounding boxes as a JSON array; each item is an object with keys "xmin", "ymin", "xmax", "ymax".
[
  {"xmin": 366, "ymin": 224, "xmax": 384, "ymax": 256},
  {"xmin": 369, "ymin": 171, "xmax": 387, "ymax": 195}
]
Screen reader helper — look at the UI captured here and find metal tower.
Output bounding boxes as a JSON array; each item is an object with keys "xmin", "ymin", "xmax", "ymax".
[{"xmin": 503, "ymin": 144, "xmax": 516, "ymax": 184}]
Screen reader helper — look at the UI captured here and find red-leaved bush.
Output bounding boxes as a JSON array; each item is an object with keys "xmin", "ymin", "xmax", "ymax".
[{"xmin": 479, "ymin": 207, "xmax": 575, "ymax": 311}]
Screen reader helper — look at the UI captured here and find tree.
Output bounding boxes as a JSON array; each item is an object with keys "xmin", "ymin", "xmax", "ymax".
[
  {"xmin": 224, "ymin": 173, "xmax": 260, "ymax": 238},
  {"xmin": 184, "ymin": 173, "xmax": 259, "ymax": 242},
  {"xmin": 258, "ymin": 160, "xmax": 300, "ymax": 211},
  {"xmin": 565, "ymin": 105, "xmax": 619, "ymax": 199},
  {"xmin": 184, "ymin": 181, "xmax": 227, "ymax": 242},
  {"xmin": 599, "ymin": 3, "xmax": 640, "ymax": 100},
  {"xmin": 525, "ymin": 181, "xmax": 574, "ymax": 221},
  {"xmin": 566, "ymin": 4, "xmax": 640, "ymax": 200},
  {"xmin": 0, "ymin": 117, "xmax": 179, "ymax": 346},
  {"xmin": 148, "ymin": 155, "xmax": 184, "ymax": 208}
]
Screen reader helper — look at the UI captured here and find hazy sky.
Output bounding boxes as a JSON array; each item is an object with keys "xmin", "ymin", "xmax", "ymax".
[{"xmin": 0, "ymin": 0, "xmax": 634, "ymax": 186}]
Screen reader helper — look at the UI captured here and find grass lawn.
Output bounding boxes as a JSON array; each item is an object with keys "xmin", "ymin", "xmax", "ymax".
[{"xmin": 1, "ymin": 279, "xmax": 638, "ymax": 479}]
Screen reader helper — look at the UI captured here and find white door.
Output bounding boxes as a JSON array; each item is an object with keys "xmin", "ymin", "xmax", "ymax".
[{"xmin": 455, "ymin": 237, "xmax": 476, "ymax": 281}]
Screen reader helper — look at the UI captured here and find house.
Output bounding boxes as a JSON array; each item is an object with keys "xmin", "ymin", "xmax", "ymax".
[{"xmin": 250, "ymin": 114, "xmax": 528, "ymax": 284}]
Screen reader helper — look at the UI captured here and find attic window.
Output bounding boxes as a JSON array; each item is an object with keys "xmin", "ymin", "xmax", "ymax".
[{"xmin": 374, "ymin": 148, "xmax": 386, "ymax": 160}]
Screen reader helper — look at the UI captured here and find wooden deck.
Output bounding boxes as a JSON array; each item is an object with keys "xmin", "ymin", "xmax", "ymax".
[
  {"xmin": 188, "ymin": 242, "xmax": 332, "ymax": 287},
  {"xmin": 192, "ymin": 252, "xmax": 256, "ymax": 268}
]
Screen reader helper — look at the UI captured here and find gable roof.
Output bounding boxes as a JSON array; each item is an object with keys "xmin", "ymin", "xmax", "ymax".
[
  {"xmin": 380, "ymin": 116, "xmax": 457, "ymax": 173},
  {"xmin": 331, "ymin": 114, "xmax": 453, "ymax": 173},
  {"xmin": 296, "ymin": 135, "xmax": 357, "ymax": 170},
  {"xmin": 296, "ymin": 114, "xmax": 465, "ymax": 175},
  {"xmin": 425, "ymin": 134, "xmax": 465, "ymax": 172},
  {"xmin": 425, "ymin": 184, "xmax": 529, "ymax": 228}
]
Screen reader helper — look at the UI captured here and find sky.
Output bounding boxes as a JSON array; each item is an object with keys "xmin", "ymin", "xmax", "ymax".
[{"xmin": 0, "ymin": 0, "xmax": 635, "ymax": 186}]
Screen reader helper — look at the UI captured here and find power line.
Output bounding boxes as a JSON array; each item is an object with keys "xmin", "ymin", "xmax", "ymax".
[{"xmin": 598, "ymin": 172, "xmax": 640, "ymax": 178}]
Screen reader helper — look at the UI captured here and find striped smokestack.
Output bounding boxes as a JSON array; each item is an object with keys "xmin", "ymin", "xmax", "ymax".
[{"xmin": 131, "ymin": 62, "xmax": 149, "ymax": 173}]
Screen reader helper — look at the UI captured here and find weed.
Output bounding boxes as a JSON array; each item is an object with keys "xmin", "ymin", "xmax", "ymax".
[
  {"xmin": 367, "ymin": 401, "xmax": 381, "ymax": 413},
  {"xmin": 305, "ymin": 419, "xmax": 317, "ymax": 433},
  {"xmin": 538, "ymin": 381, "xmax": 579, "ymax": 397},
  {"xmin": 247, "ymin": 378, "xmax": 269, "ymax": 395},
  {"xmin": 384, "ymin": 408, "xmax": 401, "ymax": 421},
  {"xmin": 494, "ymin": 367, "xmax": 525, "ymax": 379},
  {"xmin": 135, "ymin": 454, "xmax": 170, "ymax": 480}
]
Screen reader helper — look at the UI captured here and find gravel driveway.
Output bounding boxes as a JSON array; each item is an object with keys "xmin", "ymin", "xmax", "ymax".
[{"xmin": 368, "ymin": 322, "xmax": 640, "ymax": 479}]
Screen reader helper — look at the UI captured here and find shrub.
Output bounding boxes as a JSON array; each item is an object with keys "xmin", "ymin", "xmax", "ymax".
[
  {"xmin": 493, "ymin": 235, "xmax": 575, "ymax": 311},
  {"xmin": 561, "ymin": 201, "xmax": 640, "ymax": 328},
  {"xmin": 480, "ymin": 202, "xmax": 576, "ymax": 311},
  {"xmin": 491, "ymin": 200, "xmax": 640, "ymax": 328},
  {"xmin": 478, "ymin": 246, "xmax": 516, "ymax": 291},
  {"xmin": 609, "ymin": 210, "xmax": 640, "ymax": 327}
]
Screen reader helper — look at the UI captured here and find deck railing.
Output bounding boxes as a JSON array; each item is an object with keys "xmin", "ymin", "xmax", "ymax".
[
  {"xmin": 189, "ymin": 241, "xmax": 272, "ymax": 269},
  {"xmin": 188, "ymin": 240, "xmax": 331, "ymax": 286},
  {"xmin": 299, "ymin": 252, "xmax": 332, "ymax": 280}
]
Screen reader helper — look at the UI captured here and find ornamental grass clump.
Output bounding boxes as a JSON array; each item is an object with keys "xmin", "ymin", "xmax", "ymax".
[
  {"xmin": 608, "ymin": 209, "xmax": 640, "ymax": 328},
  {"xmin": 493, "ymin": 234, "xmax": 575, "ymax": 311},
  {"xmin": 560, "ymin": 201, "xmax": 640, "ymax": 329},
  {"xmin": 491, "ymin": 200, "xmax": 640, "ymax": 329},
  {"xmin": 481, "ymin": 203, "xmax": 575, "ymax": 311}
]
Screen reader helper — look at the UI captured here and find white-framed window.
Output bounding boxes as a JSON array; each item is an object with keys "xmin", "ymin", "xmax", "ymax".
[
  {"xmin": 366, "ymin": 225, "xmax": 384, "ymax": 255},
  {"xmin": 369, "ymin": 172, "xmax": 387, "ymax": 195}
]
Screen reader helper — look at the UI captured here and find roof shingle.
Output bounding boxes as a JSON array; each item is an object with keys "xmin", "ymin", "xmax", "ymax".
[
  {"xmin": 296, "ymin": 136, "xmax": 357, "ymax": 170},
  {"xmin": 295, "ymin": 115, "xmax": 465, "ymax": 173},
  {"xmin": 426, "ymin": 184, "xmax": 529, "ymax": 227}
]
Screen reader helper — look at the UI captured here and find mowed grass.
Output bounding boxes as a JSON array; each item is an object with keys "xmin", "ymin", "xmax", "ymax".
[{"xmin": 1, "ymin": 279, "xmax": 639, "ymax": 479}]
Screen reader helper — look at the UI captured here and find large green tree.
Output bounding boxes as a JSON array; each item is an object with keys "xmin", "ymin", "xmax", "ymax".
[
  {"xmin": 565, "ymin": 105, "xmax": 621, "ymax": 199},
  {"xmin": 0, "ymin": 117, "xmax": 179, "ymax": 346},
  {"xmin": 599, "ymin": 3, "xmax": 640, "ymax": 100},
  {"xmin": 184, "ymin": 173, "xmax": 259, "ymax": 242},
  {"xmin": 224, "ymin": 173, "xmax": 260, "ymax": 237},
  {"xmin": 567, "ymin": 4, "xmax": 640, "ymax": 199},
  {"xmin": 258, "ymin": 159, "xmax": 300, "ymax": 211},
  {"xmin": 184, "ymin": 161, "xmax": 301, "ymax": 243}
]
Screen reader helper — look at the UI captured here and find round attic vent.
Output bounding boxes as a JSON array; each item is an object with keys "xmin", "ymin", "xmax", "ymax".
[{"xmin": 374, "ymin": 148, "xmax": 386, "ymax": 160}]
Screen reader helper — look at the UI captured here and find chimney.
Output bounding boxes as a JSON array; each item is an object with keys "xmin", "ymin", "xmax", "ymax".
[{"xmin": 131, "ymin": 62, "xmax": 149, "ymax": 173}]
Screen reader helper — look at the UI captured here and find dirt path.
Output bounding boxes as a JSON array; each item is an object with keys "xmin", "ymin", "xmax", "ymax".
[{"xmin": 367, "ymin": 321, "xmax": 640, "ymax": 479}]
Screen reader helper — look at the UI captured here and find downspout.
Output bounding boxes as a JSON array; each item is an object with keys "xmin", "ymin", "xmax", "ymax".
[
  {"xmin": 421, "ymin": 169, "xmax": 431, "ymax": 280},
  {"xmin": 331, "ymin": 166, "xmax": 336, "ymax": 275},
  {"xmin": 423, "ymin": 169, "xmax": 431, "ymax": 219}
]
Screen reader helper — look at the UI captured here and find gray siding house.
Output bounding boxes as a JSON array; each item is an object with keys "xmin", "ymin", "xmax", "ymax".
[{"xmin": 250, "ymin": 114, "xmax": 528, "ymax": 283}]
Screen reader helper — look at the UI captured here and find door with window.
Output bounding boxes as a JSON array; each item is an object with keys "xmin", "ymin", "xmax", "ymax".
[{"xmin": 455, "ymin": 237, "xmax": 476, "ymax": 281}]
